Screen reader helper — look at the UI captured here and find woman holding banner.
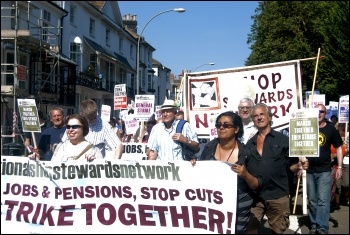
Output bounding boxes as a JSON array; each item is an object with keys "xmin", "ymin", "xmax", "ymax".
[
  {"xmin": 192, "ymin": 111, "xmax": 262, "ymax": 234},
  {"xmin": 29, "ymin": 114, "xmax": 103, "ymax": 162}
]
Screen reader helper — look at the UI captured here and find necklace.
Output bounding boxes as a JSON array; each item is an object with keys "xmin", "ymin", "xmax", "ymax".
[
  {"xmin": 219, "ymin": 141, "xmax": 236, "ymax": 162},
  {"xmin": 165, "ymin": 126, "xmax": 173, "ymax": 133}
]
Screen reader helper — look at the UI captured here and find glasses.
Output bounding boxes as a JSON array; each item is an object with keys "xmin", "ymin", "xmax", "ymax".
[
  {"xmin": 319, "ymin": 110, "xmax": 326, "ymax": 114},
  {"xmin": 238, "ymin": 106, "xmax": 252, "ymax": 110},
  {"xmin": 66, "ymin": 125, "xmax": 82, "ymax": 130},
  {"xmin": 215, "ymin": 123, "xmax": 235, "ymax": 129}
]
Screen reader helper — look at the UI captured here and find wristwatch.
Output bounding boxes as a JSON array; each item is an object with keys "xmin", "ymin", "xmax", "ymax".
[{"xmin": 188, "ymin": 139, "xmax": 192, "ymax": 145}]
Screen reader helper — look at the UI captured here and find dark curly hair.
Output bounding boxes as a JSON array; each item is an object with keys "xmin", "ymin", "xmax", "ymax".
[
  {"xmin": 215, "ymin": 111, "xmax": 243, "ymax": 139},
  {"xmin": 65, "ymin": 114, "xmax": 89, "ymax": 137}
]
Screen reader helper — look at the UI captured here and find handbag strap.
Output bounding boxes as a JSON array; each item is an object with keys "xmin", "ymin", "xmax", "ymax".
[{"xmin": 74, "ymin": 143, "xmax": 94, "ymax": 160}]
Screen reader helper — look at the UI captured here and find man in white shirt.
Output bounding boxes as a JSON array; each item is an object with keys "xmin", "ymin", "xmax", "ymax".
[
  {"xmin": 237, "ymin": 97, "xmax": 257, "ymax": 144},
  {"xmin": 147, "ymin": 99, "xmax": 199, "ymax": 161}
]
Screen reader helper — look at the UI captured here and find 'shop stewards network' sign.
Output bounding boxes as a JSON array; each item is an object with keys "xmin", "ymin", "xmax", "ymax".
[{"xmin": 1, "ymin": 157, "xmax": 237, "ymax": 234}]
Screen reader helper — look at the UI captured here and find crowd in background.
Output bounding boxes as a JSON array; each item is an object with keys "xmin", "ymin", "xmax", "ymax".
[{"xmin": 20, "ymin": 97, "xmax": 349, "ymax": 234}]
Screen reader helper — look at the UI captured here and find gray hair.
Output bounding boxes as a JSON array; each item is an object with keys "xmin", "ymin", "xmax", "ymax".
[
  {"xmin": 250, "ymin": 103, "xmax": 273, "ymax": 126},
  {"xmin": 49, "ymin": 106, "xmax": 64, "ymax": 116},
  {"xmin": 238, "ymin": 97, "xmax": 255, "ymax": 108}
]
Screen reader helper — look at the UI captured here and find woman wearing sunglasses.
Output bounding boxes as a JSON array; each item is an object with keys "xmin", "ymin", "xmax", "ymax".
[
  {"xmin": 193, "ymin": 111, "xmax": 261, "ymax": 234},
  {"xmin": 29, "ymin": 114, "xmax": 103, "ymax": 162}
]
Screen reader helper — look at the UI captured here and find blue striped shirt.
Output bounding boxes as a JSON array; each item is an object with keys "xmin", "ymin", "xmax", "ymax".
[{"xmin": 147, "ymin": 120, "xmax": 199, "ymax": 161}]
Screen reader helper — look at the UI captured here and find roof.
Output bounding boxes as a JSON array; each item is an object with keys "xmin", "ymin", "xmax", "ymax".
[
  {"xmin": 114, "ymin": 52, "xmax": 134, "ymax": 71},
  {"xmin": 88, "ymin": 1, "xmax": 106, "ymax": 11},
  {"xmin": 84, "ymin": 37, "xmax": 134, "ymax": 71}
]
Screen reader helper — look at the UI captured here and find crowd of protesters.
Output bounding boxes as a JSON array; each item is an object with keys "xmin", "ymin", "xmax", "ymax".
[{"xmin": 20, "ymin": 97, "xmax": 349, "ymax": 234}]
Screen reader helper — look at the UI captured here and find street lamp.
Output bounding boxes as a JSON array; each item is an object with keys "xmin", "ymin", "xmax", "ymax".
[
  {"xmin": 193, "ymin": 62, "xmax": 215, "ymax": 72},
  {"xmin": 136, "ymin": 8, "xmax": 186, "ymax": 95}
]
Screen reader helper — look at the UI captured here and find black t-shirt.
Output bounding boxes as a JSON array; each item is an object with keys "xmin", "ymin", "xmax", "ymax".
[{"xmin": 307, "ymin": 123, "xmax": 343, "ymax": 173}]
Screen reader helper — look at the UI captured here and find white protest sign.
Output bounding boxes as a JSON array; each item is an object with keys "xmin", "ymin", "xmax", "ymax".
[
  {"xmin": 134, "ymin": 95, "xmax": 154, "ymax": 121},
  {"xmin": 184, "ymin": 60, "xmax": 303, "ymax": 136},
  {"xmin": 114, "ymin": 84, "xmax": 127, "ymax": 110},
  {"xmin": 328, "ymin": 101, "xmax": 338, "ymax": 110},
  {"xmin": 124, "ymin": 116, "xmax": 139, "ymax": 135},
  {"xmin": 339, "ymin": 95, "xmax": 349, "ymax": 123},
  {"xmin": 309, "ymin": 94, "xmax": 325, "ymax": 108},
  {"xmin": 101, "ymin": 105, "xmax": 111, "ymax": 122},
  {"xmin": 1, "ymin": 156, "xmax": 237, "ymax": 234},
  {"xmin": 121, "ymin": 143, "xmax": 147, "ymax": 160},
  {"xmin": 155, "ymin": 105, "xmax": 162, "ymax": 119}
]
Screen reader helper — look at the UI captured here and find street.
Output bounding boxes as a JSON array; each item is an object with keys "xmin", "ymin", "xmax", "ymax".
[{"xmin": 259, "ymin": 182, "xmax": 349, "ymax": 234}]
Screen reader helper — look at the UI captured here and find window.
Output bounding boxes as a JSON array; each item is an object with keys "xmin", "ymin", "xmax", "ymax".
[
  {"xmin": 5, "ymin": 52, "xmax": 14, "ymax": 85},
  {"xmin": 131, "ymin": 73, "xmax": 135, "ymax": 88},
  {"xmin": 89, "ymin": 54, "xmax": 97, "ymax": 74},
  {"xmin": 148, "ymin": 75, "xmax": 153, "ymax": 89},
  {"xmin": 67, "ymin": 108, "xmax": 74, "ymax": 116},
  {"xmin": 11, "ymin": 8, "xmax": 15, "ymax": 29},
  {"xmin": 121, "ymin": 69, "xmax": 126, "ymax": 84},
  {"xmin": 70, "ymin": 42, "xmax": 81, "ymax": 72},
  {"xmin": 106, "ymin": 28, "xmax": 110, "ymax": 46},
  {"xmin": 105, "ymin": 61, "xmax": 114, "ymax": 91},
  {"xmin": 43, "ymin": 10, "xmax": 51, "ymax": 22},
  {"xmin": 42, "ymin": 22, "xmax": 48, "ymax": 41},
  {"xmin": 89, "ymin": 18, "xmax": 95, "ymax": 36},
  {"xmin": 119, "ymin": 38, "xmax": 123, "ymax": 52},
  {"xmin": 148, "ymin": 52, "xmax": 151, "ymax": 64},
  {"xmin": 42, "ymin": 10, "xmax": 50, "ymax": 42},
  {"xmin": 130, "ymin": 45, "xmax": 134, "ymax": 59},
  {"xmin": 70, "ymin": 5, "xmax": 76, "ymax": 24},
  {"xmin": 141, "ymin": 70, "xmax": 145, "ymax": 88}
]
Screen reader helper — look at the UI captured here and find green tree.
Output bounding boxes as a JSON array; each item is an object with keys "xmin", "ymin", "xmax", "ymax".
[{"xmin": 246, "ymin": 1, "xmax": 349, "ymax": 103}]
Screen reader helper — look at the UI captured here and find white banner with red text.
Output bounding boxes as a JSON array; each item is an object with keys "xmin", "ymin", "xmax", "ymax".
[
  {"xmin": 183, "ymin": 60, "xmax": 303, "ymax": 136},
  {"xmin": 1, "ymin": 156, "xmax": 237, "ymax": 234}
]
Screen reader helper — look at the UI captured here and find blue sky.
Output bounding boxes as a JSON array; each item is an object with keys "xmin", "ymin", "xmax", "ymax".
[{"xmin": 118, "ymin": 1, "xmax": 259, "ymax": 77}]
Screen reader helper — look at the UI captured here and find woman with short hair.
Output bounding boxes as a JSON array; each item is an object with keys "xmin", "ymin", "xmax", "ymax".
[{"xmin": 29, "ymin": 114, "xmax": 103, "ymax": 162}]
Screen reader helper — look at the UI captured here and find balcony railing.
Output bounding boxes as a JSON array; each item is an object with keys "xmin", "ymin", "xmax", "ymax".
[
  {"xmin": 77, "ymin": 72, "xmax": 101, "ymax": 90},
  {"xmin": 77, "ymin": 72, "xmax": 137, "ymax": 97}
]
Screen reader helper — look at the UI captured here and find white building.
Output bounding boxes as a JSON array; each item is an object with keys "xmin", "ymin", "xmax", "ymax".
[{"xmin": 1, "ymin": 1, "xmax": 174, "ymax": 149}]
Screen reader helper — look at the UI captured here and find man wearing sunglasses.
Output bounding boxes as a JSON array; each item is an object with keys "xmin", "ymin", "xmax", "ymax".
[{"xmin": 306, "ymin": 104, "xmax": 343, "ymax": 234}]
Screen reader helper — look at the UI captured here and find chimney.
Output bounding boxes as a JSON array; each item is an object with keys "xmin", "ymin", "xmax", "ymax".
[{"xmin": 123, "ymin": 14, "xmax": 138, "ymax": 34}]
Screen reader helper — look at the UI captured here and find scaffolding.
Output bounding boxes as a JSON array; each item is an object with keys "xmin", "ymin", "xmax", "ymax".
[{"xmin": 1, "ymin": 1, "xmax": 64, "ymax": 153}]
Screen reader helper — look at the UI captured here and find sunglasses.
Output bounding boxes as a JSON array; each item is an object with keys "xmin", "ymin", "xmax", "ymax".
[
  {"xmin": 215, "ymin": 123, "xmax": 235, "ymax": 129},
  {"xmin": 319, "ymin": 110, "xmax": 326, "ymax": 114},
  {"xmin": 66, "ymin": 125, "xmax": 82, "ymax": 130}
]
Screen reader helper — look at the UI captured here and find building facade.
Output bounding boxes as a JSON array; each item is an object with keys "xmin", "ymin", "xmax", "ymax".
[{"xmin": 1, "ymin": 1, "xmax": 174, "ymax": 148}]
